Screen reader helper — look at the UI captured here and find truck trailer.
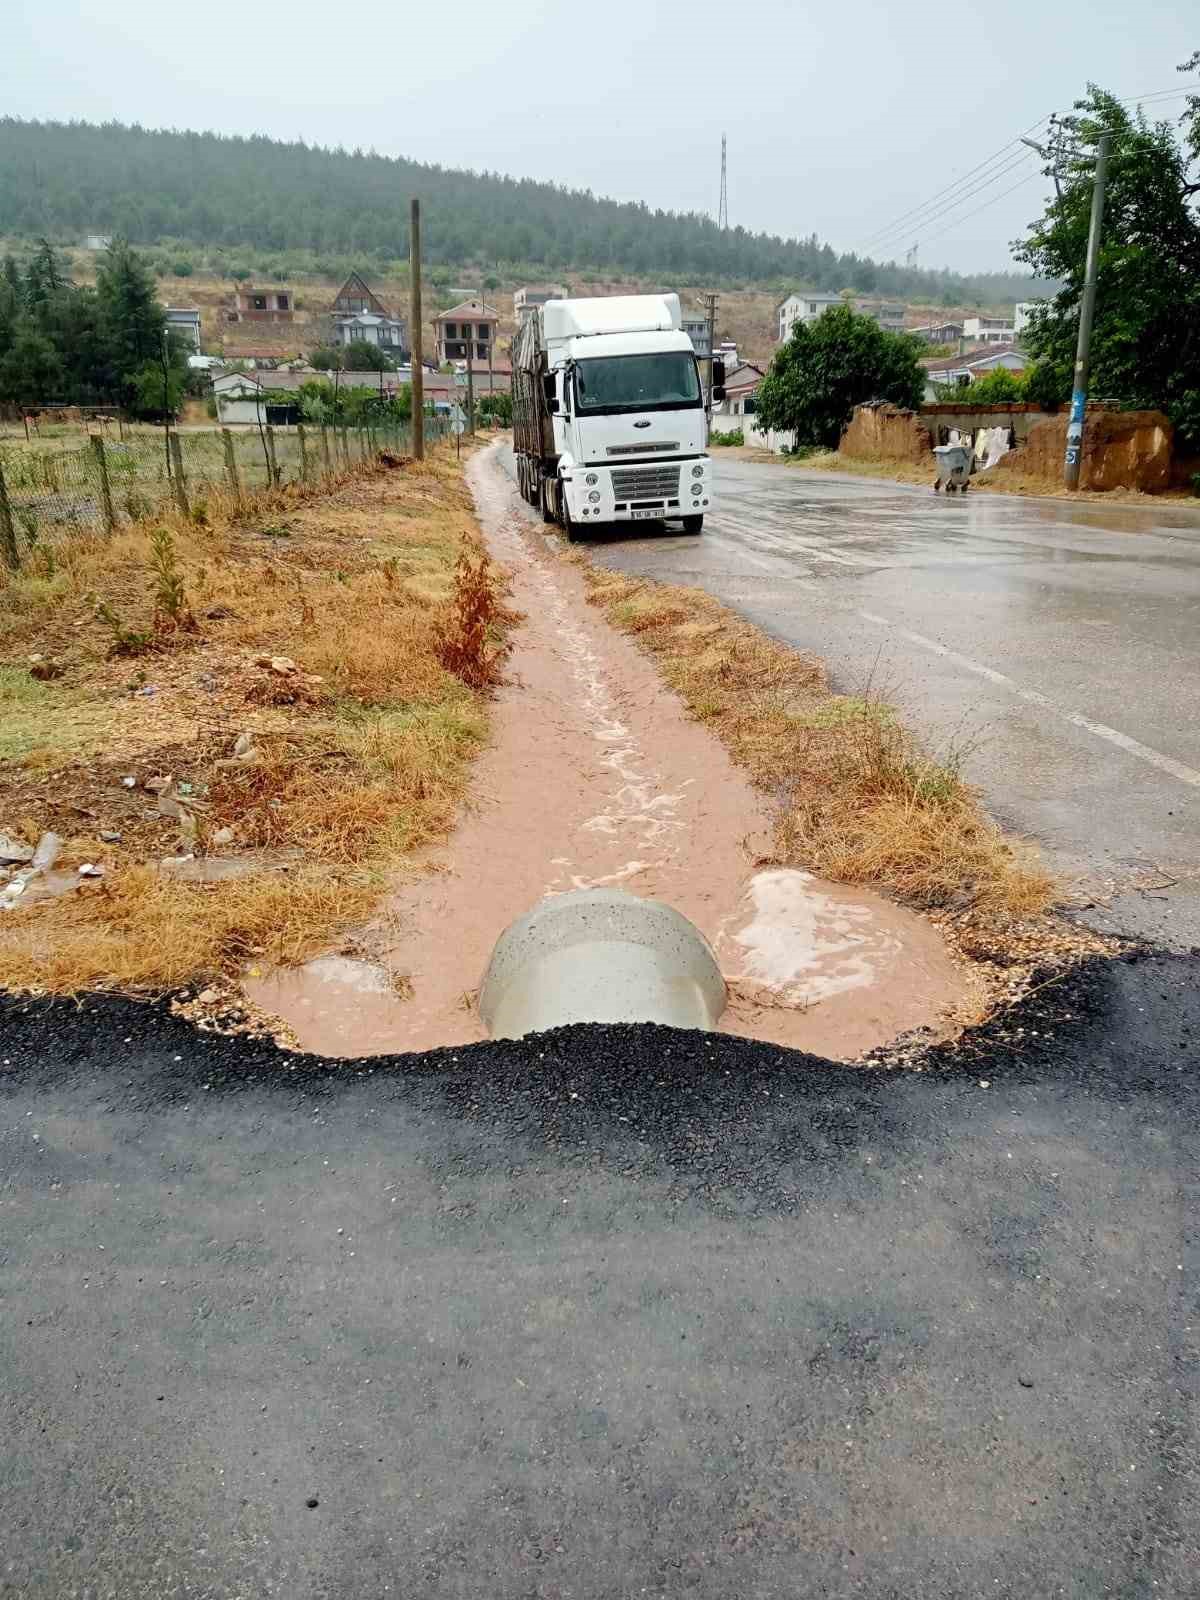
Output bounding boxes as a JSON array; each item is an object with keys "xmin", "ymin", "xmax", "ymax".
[{"xmin": 511, "ymin": 293, "xmax": 724, "ymax": 539}]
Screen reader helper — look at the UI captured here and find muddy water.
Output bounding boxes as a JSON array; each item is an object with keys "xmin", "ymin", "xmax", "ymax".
[{"xmin": 245, "ymin": 445, "xmax": 972, "ymax": 1060}]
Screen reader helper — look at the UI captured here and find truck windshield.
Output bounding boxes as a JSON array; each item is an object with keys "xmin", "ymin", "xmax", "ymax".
[{"xmin": 573, "ymin": 353, "xmax": 701, "ymax": 416}]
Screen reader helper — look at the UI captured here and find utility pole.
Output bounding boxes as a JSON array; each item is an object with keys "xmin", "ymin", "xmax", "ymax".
[
  {"xmin": 160, "ymin": 328, "xmax": 172, "ymax": 480},
  {"xmin": 700, "ymin": 292, "xmax": 719, "ymax": 401},
  {"xmin": 718, "ymin": 134, "xmax": 728, "ymax": 231},
  {"xmin": 1064, "ymin": 131, "xmax": 1111, "ymax": 491},
  {"xmin": 409, "ymin": 198, "xmax": 424, "ymax": 460},
  {"xmin": 466, "ymin": 294, "xmax": 477, "ymax": 437}
]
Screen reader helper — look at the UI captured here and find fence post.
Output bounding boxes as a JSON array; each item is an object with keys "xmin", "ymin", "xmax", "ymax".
[
  {"xmin": 296, "ymin": 423, "xmax": 310, "ymax": 482},
  {"xmin": 168, "ymin": 433, "xmax": 190, "ymax": 519},
  {"xmin": 320, "ymin": 425, "xmax": 332, "ymax": 476},
  {"xmin": 89, "ymin": 435, "xmax": 117, "ymax": 535},
  {"xmin": 0, "ymin": 460, "xmax": 20, "ymax": 571},
  {"xmin": 265, "ymin": 426, "xmax": 280, "ymax": 486},
  {"xmin": 222, "ymin": 428, "xmax": 242, "ymax": 502},
  {"xmin": 340, "ymin": 427, "xmax": 350, "ymax": 467}
]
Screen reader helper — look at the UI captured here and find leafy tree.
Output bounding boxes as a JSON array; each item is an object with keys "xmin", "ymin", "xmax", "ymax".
[
  {"xmin": 0, "ymin": 320, "xmax": 64, "ymax": 407},
  {"xmin": 478, "ymin": 391, "xmax": 512, "ymax": 425},
  {"xmin": 1014, "ymin": 74, "xmax": 1200, "ymax": 445},
  {"xmin": 130, "ymin": 358, "xmax": 186, "ymax": 417},
  {"xmin": 755, "ymin": 305, "xmax": 926, "ymax": 447},
  {"xmin": 956, "ymin": 368, "xmax": 1024, "ymax": 406},
  {"xmin": 95, "ymin": 238, "xmax": 186, "ymax": 413},
  {"xmin": 307, "ymin": 346, "xmax": 343, "ymax": 372},
  {"xmin": 341, "ymin": 340, "xmax": 392, "ymax": 371}
]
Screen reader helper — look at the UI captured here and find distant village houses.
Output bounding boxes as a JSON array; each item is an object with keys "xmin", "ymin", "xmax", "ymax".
[
  {"xmin": 434, "ymin": 299, "xmax": 499, "ymax": 365},
  {"xmin": 163, "ymin": 306, "xmax": 202, "ymax": 352},
  {"xmin": 330, "ymin": 272, "xmax": 407, "ymax": 356},
  {"xmin": 514, "ymin": 285, "xmax": 567, "ymax": 319},
  {"xmin": 227, "ymin": 285, "xmax": 294, "ymax": 324}
]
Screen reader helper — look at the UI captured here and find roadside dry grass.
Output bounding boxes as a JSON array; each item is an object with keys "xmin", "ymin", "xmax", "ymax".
[
  {"xmin": 585, "ymin": 566, "xmax": 1051, "ymax": 918},
  {"xmin": 0, "ymin": 442, "xmax": 512, "ymax": 995}
]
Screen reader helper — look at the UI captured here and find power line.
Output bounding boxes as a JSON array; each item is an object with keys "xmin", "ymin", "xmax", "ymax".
[
  {"xmin": 863, "ymin": 145, "xmax": 1042, "ymax": 255},
  {"xmin": 918, "ymin": 161, "xmax": 1046, "ymax": 246},
  {"xmin": 855, "ymin": 114, "xmax": 1051, "ymax": 250}
]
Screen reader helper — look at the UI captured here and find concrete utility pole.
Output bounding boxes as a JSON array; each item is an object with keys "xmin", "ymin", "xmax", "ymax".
[
  {"xmin": 1064, "ymin": 131, "xmax": 1111, "ymax": 491},
  {"xmin": 409, "ymin": 198, "xmax": 424, "ymax": 461}
]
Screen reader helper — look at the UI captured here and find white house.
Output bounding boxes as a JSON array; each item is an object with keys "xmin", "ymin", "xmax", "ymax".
[
  {"xmin": 923, "ymin": 347, "xmax": 1028, "ymax": 400},
  {"xmin": 713, "ymin": 363, "xmax": 765, "ymax": 421},
  {"xmin": 777, "ymin": 291, "xmax": 843, "ymax": 341},
  {"xmin": 962, "ymin": 315, "xmax": 1015, "ymax": 345},
  {"xmin": 333, "ymin": 310, "xmax": 407, "ymax": 353},
  {"xmin": 681, "ymin": 312, "xmax": 712, "ymax": 359},
  {"xmin": 1014, "ymin": 300, "xmax": 1045, "ymax": 336}
]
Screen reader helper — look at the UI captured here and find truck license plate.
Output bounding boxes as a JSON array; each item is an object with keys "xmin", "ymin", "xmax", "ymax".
[{"xmin": 630, "ymin": 508, "xmax": 662, "ymax": 520}]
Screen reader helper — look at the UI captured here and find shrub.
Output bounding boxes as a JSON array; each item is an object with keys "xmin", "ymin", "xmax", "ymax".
[{"xmin": 709, "ymin": 427, "xmax": 744, "ymax": 446}]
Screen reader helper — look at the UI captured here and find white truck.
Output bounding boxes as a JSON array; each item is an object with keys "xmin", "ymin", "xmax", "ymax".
[{"xmin": 511, "ymin": 293, "xmax": 724, "ymax": 539}]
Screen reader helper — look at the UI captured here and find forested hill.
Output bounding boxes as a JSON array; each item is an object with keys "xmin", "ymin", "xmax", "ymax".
[{"xmin": 0, "ymin": 118, "xmax": 1039, "ymax": 303}]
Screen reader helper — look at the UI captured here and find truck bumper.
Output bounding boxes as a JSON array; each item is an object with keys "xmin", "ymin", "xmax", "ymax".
[{"xmin": 562, "ymin": 458, "xmax": 713, "ymax": 524}]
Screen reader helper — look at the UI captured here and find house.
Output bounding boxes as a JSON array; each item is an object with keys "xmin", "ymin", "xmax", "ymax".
[
  {"xmin": 329, "ymin": 273, "xmax": 408, "ymax": 355},
  {"xmin": 433, "ymin": 300, "xmax": 500, "ymax": 364},
  {"xmin": 916, "ymin": 322, "xmax": 963, "ymax": 346},
  {"xmin": 163, "ymin": 306, "xmax": 202, "ymax": 352},
  {"xmin": 856, "ymin": 300, "xmax": 906, "ymax": 331},
  {"xmin": 82, "ymin": 233, "xmax": 112, "ymax": 251},
  {"xmin": 212, "ymin": 367, "xmax": 409, "ymax": 426},
  {"xmin": 777, "ymin": 291, "xmax": 843, "ymax": 341},
  {"xmin": 681, "ymin": 312, "xmax": 712, "ymax": 360},
  {"xmin": 332, "ymin": 272, "xmax": 391, "ymax": 319},
  {"xmin": 228, "ymin": 286, "xmax": 295, "ymax": 324},
  {"xmin": 333, "ymin": 311, "xmax": 408, "ymax": 355},
  {"xmin": 514, "ymin": 285, "xmax": 567, "ymax": 319},
  {"xmin": 713, "ymin": 362, "xmax": 765, "ymax": 420},
  {"xmin": 962, "ymin": 315, "xmax": 1015, "ymax": 345},
  {"xmin": 922, "ymin": 346, "xmax": 1028, "ymax": 399},
  {"xmin": 1014, "ymin": 300, "xmax": 1045, "ymax": 336}
]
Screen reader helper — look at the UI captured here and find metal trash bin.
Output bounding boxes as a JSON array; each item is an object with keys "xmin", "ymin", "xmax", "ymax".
[{"xmin": 933, "ymin": 443, "xmax": 972, "ymax": 493}]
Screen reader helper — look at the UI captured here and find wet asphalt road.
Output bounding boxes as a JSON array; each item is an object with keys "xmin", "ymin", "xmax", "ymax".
[
  {"xmin": 3, "ymin": 955, "xmax": 1198, "ymax": 1598},
  {"xmin": 564, "ymin": 453, "xmax": 1200, "ymax": 950}
]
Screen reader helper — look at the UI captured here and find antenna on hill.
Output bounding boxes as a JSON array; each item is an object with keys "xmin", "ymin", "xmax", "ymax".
[
  {"xmin": 905, "ymin": 241, "xmax": 919, "ymax": 269},
  {"xmin": 718, "ymin": 133, "xmax": 728, "ymax": 231}
]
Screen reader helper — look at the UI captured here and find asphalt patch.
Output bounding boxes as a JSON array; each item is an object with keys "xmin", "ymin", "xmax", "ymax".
[{"xmin": 1, "ymin": 951, "xmax": 1197, "ymax": 1597}]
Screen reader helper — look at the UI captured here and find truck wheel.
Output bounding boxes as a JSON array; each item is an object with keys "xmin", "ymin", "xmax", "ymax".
[
  {"xmin": 682, "ymin": 514, "xmax": 704, "ymax": 535},
  {"xmin": 540, "ymin": 480, "xmax": 556, "ymax": 525},
  {"xmin": 562, "ymin": 498, "xmax": 581, "ymax": 543}
]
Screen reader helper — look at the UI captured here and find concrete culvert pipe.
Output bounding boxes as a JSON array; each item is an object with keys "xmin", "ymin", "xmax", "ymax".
[{"xmin": 479, "ymin": 888, "xmax": 726, "ymax": 1039}]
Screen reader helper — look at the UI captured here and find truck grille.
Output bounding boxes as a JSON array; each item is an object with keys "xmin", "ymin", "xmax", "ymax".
[
  {"xmin": 606, "ymin": 441, "xmax": 680, "ymax": 456},
  {"xmin": 610, "ymin": 465, "xmax": 680, "ymax": 501}
]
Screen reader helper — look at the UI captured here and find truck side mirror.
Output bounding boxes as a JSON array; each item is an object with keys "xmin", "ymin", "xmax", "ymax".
[
  {"xmin": 712, "ymin": 385, "xmax": 726, "ymax": 402},
  {"xmin": 712, "ymin": 359, "xmax": 726, "ymax": 386},
  {"xmin": 541, "ymin": 372, "xmax": 559, "ymax": 413}
]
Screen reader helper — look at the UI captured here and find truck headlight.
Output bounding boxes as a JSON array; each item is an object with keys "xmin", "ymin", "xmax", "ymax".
[
  {"xmin": 585, "ymin": 473, "xmax": 598, "ymax": 486},
  {"xmin": 588, "ymin": 490, "xmax": 601, "ymax": 504},
  {"xmin": 691, "ymin": 465, "xmax": 704, "ymax": 478}
]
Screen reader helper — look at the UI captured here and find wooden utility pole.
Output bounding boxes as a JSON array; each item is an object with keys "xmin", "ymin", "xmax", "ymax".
[
  {"xmin": 1064, "ymin": 132, "xmax": 1111, "ymax": 491},
  {"xmin": 466, "ymin": 293, "xmax": 477, "ymax": 437},
  {"xmin": 409, "ymin": 198, "xmax": 424, "ymax": 460},
  {"xmin": 701, "ymin": 292, "xmax": 719, "ymax": 402}
]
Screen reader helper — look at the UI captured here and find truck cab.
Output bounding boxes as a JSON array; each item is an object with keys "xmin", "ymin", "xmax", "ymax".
[{"xmin": 514, "ymin": 294, "xmax": 721, "ymax": 537}]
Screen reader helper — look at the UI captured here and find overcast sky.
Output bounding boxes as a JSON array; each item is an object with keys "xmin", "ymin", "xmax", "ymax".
[{"xmin": 7, "ymin": 0, "xmax": 1197, "ymax": 275}]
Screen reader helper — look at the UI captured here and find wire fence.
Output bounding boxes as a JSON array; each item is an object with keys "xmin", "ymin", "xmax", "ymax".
[{"xmin": 0, "ymin": 420, "xmax": 450, "ymax": 571}]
